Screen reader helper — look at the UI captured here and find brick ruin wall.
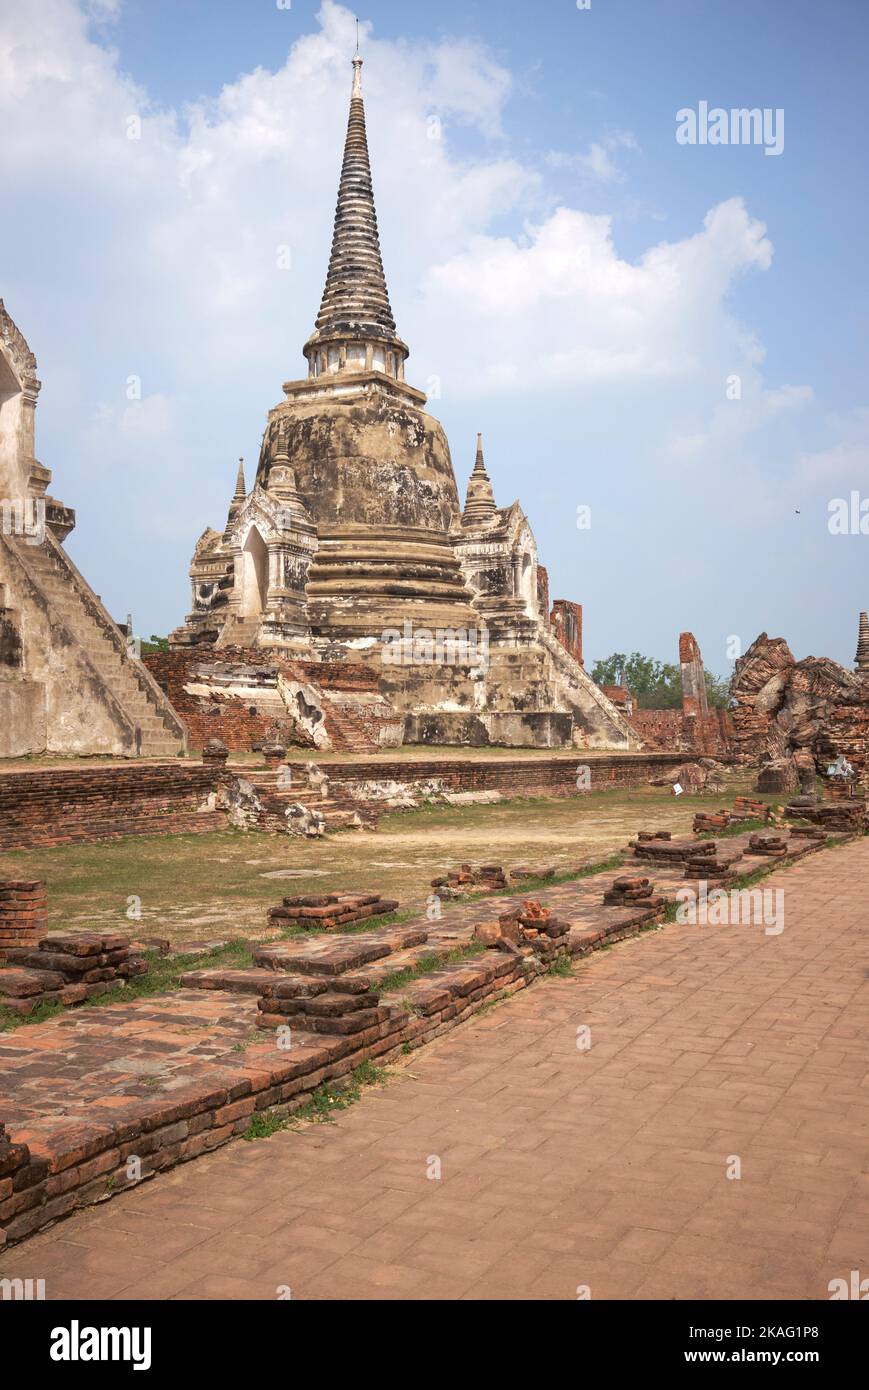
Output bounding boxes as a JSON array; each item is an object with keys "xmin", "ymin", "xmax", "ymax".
[
  {"xmin": 730, "ymin": 632, "xmax": 869, "ymax": 783},
  {"xmin": 325, "ymin": 751, "xmax": 684, "ymax": 801},
  {"xmin": 0, "ymin": 752, "xmax": 685, "ymax": 852},
  {"xmin": 551, "ymin": 600, "xmax": 583, "ymax": 667},
  {"xmin": 0, "ymin": 880, "xmax": 47, "ymax": 959},
  {"xmin": 145, "ymin": 649, "xmax": 281, "ymax": 751},
  {"xmin": 630, "ymin": 707, "xmax": 732, "ymax": 757},
  {"xmin": 614, "ymin": 632, "xmax": 733, "ymax": 758},
  {"xmin": 0, "ymin": 764, "xmax": 225, "ymax": 851}
]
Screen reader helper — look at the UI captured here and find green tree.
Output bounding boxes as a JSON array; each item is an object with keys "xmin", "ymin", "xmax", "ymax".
[
  {"xmin": 592, "ymin": 650, "xmax": 733, "ymax": 710},
  {"xmin": 704, "ymin": 670, "xmax": 733, "ymax": 710}
]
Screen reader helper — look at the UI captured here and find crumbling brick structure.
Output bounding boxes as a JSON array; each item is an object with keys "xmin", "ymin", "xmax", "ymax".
[
  {"xmin": 730, "ymin": 624, "xmax": 869, "ymax": 785},
  {"xmin": 608, "ymin": 632, "xmax": 732, "ymax": 757},
  {"xmin": 0, "ymin": 880, "xmax": 47, "ymax": 959},
  {"xmin": 143, "ymin": 647, "xmax": 403, "ymax": 753},
  {"xmin": 679, "ymin": 631, "xmax": 708, "ymax": 720},
  {"xmin": 551, "ymin": 600, "xmax": 583, "ymax": 667}
]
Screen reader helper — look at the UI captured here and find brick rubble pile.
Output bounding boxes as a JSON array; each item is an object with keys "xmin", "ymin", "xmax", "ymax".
[
  {"xmin": 603, "ymin": 875, "xmax": 667, "ymax": 909},
  {"xmin": 0, "ymin": 932, "xmax": 148, "ymax": 1016},
  {"xmin": 267, "ymin": 892, "xmax": 399, "ymax": 932},
  {"xmin": 431, "ymin": 864, "xmax": 509, "ymax": 897}
]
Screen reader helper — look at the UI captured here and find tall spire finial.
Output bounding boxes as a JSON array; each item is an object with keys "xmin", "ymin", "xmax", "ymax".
[
  {"xmin": 303, "ymin": 40, "xmax": 409, "ymax": 380},
  {"xmin": 462, "ymin": 433, "xmax": 496, "ymax": 528},
  {"xmin": 234, "ymin": 457, "xmax": 246, "ymax": 499},
  {"xmin": 855, "ymin": 610, "xmax": 869, "ymax": 674},
  {"xmin": 473, "ymin": 433, "xmax": 486, "ymax": 473},
  {"xmin": 352, "ymin": 20, "xmax": 362, "ymax": 94},
  {"xmin": 225, "ymin": 458, "xmax": 247, "ymax": 537}
]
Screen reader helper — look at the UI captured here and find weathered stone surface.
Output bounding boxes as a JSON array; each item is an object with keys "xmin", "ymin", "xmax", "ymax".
[
  {"xmin": 165, "ymin": 62, "xmax": 636, "ymax": 754},
  {"xmin": 0, "ymin": 302, "xmax": 186, "ymax": 758},
  {"xmin": 732, "ymin": 629, "xmax": 869, "ymax": 786}
]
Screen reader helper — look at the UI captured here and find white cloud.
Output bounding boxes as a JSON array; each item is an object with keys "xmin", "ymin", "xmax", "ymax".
[
  {"xmin": 0, "ymin": 0, "xmax": 860, "ymax": 654},
  {"xmin": 416, "ymin": 198, "xmax": 775, "ymax": 392},
  {"xmin": 797, "ymin": 408, "xmax": 869, "ymax": 489},
  {"xmin": 547, "ymin": 130, "xmax": 639, "ymax": 184}
]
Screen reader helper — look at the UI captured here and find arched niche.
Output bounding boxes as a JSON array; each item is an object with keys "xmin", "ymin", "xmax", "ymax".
[
  {"xmin": 519, "ymin": 551, "xmax": 536, "ymax": 617},
  {"xmin": 241, "ymin": 525, "xmax": 269, "ymax": 617}
]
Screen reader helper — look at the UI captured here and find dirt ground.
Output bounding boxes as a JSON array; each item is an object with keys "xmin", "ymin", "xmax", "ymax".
[{"xmin": 0, "ymin": 773, "xmax": 770, "ymax": 948}]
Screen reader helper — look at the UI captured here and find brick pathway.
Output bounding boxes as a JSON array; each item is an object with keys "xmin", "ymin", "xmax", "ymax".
[{"xmin": 3, "ymin": 839, "xmax": 867, "ymax": 1300}]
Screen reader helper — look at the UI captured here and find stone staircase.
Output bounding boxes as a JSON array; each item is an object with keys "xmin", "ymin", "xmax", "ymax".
[
  {"xmin": 538, "ymin": 626, "xmax": 639, "ymax": 748},
  {"xmin": 8, "ymin": 533, "xmax": 186, "ymax": 757},
  {"xmin": 244, "ymin": 767, "xmax": 379, "ymax": 833},
  {"xmin": 320, "ymin": 699, "xmax": 383, "ymax": 752},
  {"xmin": 215, "ymin": 616, "xmax": 262, "ymax": 649}
]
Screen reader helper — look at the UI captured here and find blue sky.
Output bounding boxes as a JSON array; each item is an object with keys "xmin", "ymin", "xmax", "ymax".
[{"xmin": 1, "ymin": 0, "xmax": 866, "ymax": 674}]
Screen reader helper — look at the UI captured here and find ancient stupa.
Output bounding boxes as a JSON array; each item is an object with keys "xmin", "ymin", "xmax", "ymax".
[{"xmin": 170, "ymin": 55, "xmax": 635, "ymax": 750}]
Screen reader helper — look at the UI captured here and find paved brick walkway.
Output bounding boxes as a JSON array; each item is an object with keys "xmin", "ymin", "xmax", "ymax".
[{"xmin": 3, "ymin": 839, "xmax": 867, "ymax": 1300}]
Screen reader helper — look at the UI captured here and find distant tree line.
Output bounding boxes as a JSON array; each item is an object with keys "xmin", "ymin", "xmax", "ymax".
[{"xmin": 591, "ymin": 651, "xmax": 732, "ymax": 710}]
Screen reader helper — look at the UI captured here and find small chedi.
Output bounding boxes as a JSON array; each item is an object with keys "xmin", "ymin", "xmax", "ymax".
[{"xmin": 168, "ymin": 57, "xmax": 635, "ymax": 752}]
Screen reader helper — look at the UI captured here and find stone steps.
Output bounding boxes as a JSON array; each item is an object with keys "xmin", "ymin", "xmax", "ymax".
[
  {"xmin": 245, "ymin": 771, "xmax": 378, "ymax": 834},
  {"xmin": 15, "ymin": 539, "xmax": 183, "ymax": 756},
  {"xmin": 253, "ymin": 922, "xmax": 429, "ymax": 976}
]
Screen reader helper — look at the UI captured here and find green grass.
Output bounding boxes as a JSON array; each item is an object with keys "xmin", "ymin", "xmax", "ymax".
[
  {"xmin": 0, "ymin": 769, "xmax": 770, "ymax": 950},
  {"xmin": 450, "ymin": 853, "xmax": 625, "ymax": 904},
  {"xmin": 0, "ymin": 997, "xmax": 67, "ymax": 1031},
  {"xmin": 278, "ymin": 908, "xmax": 415, "ymax": 940},
  {"xmin": 242, "ymin": 1059, "xmax": 391, "ymax": 1139},
  {"xmin": 376, "ymin": 942, "xmax": 487, "ymax": 995},
  {"xmin": 547, "ymin": 954, "xmax": 574, "ymax": 977}
]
